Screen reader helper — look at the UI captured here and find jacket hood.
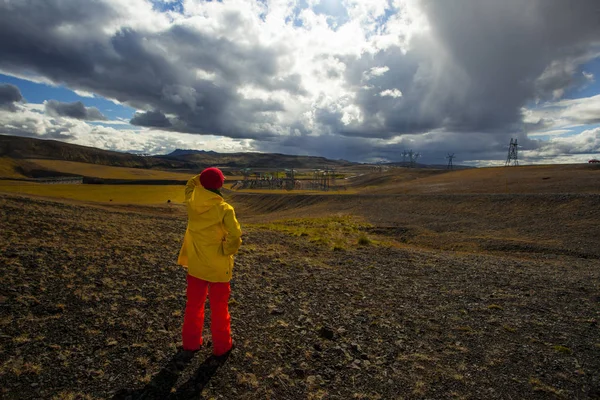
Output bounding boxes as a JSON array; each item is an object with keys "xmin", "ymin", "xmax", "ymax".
[{"xmin": 190, "ymin": 186, "xmax": 224, "ymax": 215}]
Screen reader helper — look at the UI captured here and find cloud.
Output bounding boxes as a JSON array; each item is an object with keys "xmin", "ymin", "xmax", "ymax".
[
  {"xmin": 527, "ymin": 129, "xmax": 572, "ymax": 138},
  {"xmin": 523, "ymin": 128, "xmax": 600, "ymax": 162},
  {"xmin": 0, "ymin": 101, "xmax": 252, "ymax": 154},
  {"xmin": 254, "ymin": 128, "xmax": 524, "ymax": 166},
  {"xmin": 0, "ymin": 0, "xmax": 299, "ymax": 140},
  {"xmin": 582, "ymin": 71, "xmax": 595, "ymax": 83},
  {"xmin": 523, "ymin": 94, "xmax": 600, "ymax": 134},
  {"xmin": 363, "ymin": 66, "xmax": 389, "ymax": 80},
  {"xmin": 0, "ymin": 104, "xmax": 78, "ymax": 140},
  {"xmin": 0, "ymin": 83, "xmax": 24, "ymax": 111},
  {"xmin": 333, "ymin": 0, "xmax": 600, "ymax": 140},
  {"xmin": 73, "ymin": 89, "xmax": 95, "ymax": 98},
  {"xmin": 44, "ymin": 100, "xmax": 107, "ymax": 121},
  {"xmin": 534, "ymin": 53, "xmax": 600, "ymax": 101},
  {"xmin": 379, "ymin": 89, "xmax": 402, "ymax": 98},
  {"xmin": 552, "ymin": 95, "xmax": 600, "ymax": 125},
  {"xmin": 130, "ymin": 110, "xmax": 171, "ymax": 127},
  {"xmin": 0, "ymin": 0, "xmax": 599, "ymax": 164}
]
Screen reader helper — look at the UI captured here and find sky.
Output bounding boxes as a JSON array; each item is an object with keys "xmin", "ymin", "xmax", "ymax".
[{"xmin": 1, "ymin": 0, "xmax": 599, "ymax": 166}]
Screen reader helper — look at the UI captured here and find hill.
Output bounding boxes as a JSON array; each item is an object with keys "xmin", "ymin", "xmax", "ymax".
[
  {"xmin": 161, "ymin": 150, "xmax": 355, "ymax": 169},
  {"xmin": 166, "ymin": 149, "xmax": 219, "ymax": 157},
  {"xmin": 0, "ymin": 134, "xmax": 194, "ymax": 170},
  {"xmin": 20, "ymin": 159, "xmax": 194, "ymax": 181},
  {"xmin": 368, "ymin": 163, "xmax": 600, "ymax": 194},
  {"xmin": 344, "ymin": 168, "xmax": 448, "ymax": 190}
]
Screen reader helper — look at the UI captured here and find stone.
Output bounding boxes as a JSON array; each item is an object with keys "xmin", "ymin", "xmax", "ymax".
[{"xmin": 318, "ymin": 326, "xmax": 335, "ymax": 340}]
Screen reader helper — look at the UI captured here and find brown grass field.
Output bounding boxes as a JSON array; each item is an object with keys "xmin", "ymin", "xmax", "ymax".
[
  {"xmin": 1, "ymin": 164, "xmax": 599, "ymax": 399},
  {"xmin": 0, "ymin": 157, "xmax": 33, "ymax": 179},
  {"xmin": 351, "ymin": 164, "xmax": 600, "ymax": 194},
  {"xmin": 22, "ymin": 160, "xmax": 195, "ymax": 180},
  {"xmin": 0, "ymin": 181, "xmax": 185, "ymax": 204},
  {"xmin": 0, "ymin": 158, "xmax": 196, "ymax": 181}
]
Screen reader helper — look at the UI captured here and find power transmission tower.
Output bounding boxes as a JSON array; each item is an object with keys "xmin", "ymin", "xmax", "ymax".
[
  {"xmin": 505, "ymin": 138, "xmax": 519, "ymax": 166},
  {"xmin": 285, "ymin": 168, "xmax": 296, "ymax": 190},
  {"xmin": 407, "ymin": 150, "xmax": 414, "ymax": 167},
  {"xmin": 408, "ymin": 151, "xmax": 420, "ymax": 168},
  {"xmin": 330, "ymin": 168, "xmax": 336, "ymax": 188},
  {"xmin": 323, "ymin": 166, "xmax": 331, "ymax": 190},
  {"xmin": 447, "ymin": 153, "xmax": 455, "ymax": 170}
]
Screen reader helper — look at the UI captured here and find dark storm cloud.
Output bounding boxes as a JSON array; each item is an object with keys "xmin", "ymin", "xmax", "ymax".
[
  {"xmin": 0, "ymin": 0, "xmax": 293, "ymax": 140},
  {"xmin": 130, "ymin": 110, "xmax": 172, "ymax": 128},
  {"xmin": 328, "ymin": 0, "xmax": 600, "ymax": 142},
  {"xmin": 323, "ymin": 45, "xmax": 444, "ymax": 139},
  {"xmin": 418, "ymin": 0, "xmax": 600, "ymax": 128},
  {"xmin": 254, "ymin": 129, "xmax": 527, "ymax": 165},
  {"xmin": 0, "ymin": 83, "xmax": 24, "ymax": 111},
  {"xmin": 533, "ymin": 58, "xmax": 595, "ymax": 100},
  {"xmin": 45, "ymin": 100, "xmax": 107, "ymax": 121}
]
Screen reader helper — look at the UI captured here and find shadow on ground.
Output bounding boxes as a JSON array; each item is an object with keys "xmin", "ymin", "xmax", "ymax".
[{"xmin": 112, "ymin": 350, "xmax": 230, "ymax": 400}]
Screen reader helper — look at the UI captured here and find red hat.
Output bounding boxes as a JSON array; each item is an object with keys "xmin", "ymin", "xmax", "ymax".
[{"xmin": 200, "ymin": 167, "xmax": 225, "ymax": 189}]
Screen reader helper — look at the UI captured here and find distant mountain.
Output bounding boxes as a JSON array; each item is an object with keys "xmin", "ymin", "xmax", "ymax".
[
  {"xmin": 0, "ymin": 134, "xmax": 195, "ymax": 170},
  {"xmin": 167, "ymin": 149, "xmax": 219, "ymax": 157}
]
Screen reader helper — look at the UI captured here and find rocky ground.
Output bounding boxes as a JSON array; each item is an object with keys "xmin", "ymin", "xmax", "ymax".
[{"xmin": 1, "ymin": 193, "xmax": 599, "ymax": 399}]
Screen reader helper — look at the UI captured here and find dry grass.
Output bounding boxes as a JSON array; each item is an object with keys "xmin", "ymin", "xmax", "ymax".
[
  {"xmin": 24, "ymin": 159, "xmax": 193, "ymax": 180},
  {"xmin": 0, "ymin": 181, "xmax": 184, "ymax": 204},
  {"xmin": 371, "ymin": 164, "xmax": 600, "ymax": 194},
  {"xmin": 231, "ymin": 188, "xmax": 600, "ymax": 260},
  {"xmin": 248, "ymin": 215, "xmax": 376, "ymax": 251},
  {"xmin": 51, "ymin": 392, "xmax": 101, "ymax": 400},
  {"xmin": 529, "ymin": 377, "xmax": 566, "ymax": 398},
  {"xmin": 0, "ymin": 157, "xmax": 30, "ymax": 179},
  {"xmin": 346, "ymin": 168, "xmax": 446, "ymax": 191}
]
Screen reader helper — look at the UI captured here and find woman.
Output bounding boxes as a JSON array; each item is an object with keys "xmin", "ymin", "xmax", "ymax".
[{"xmin": 178, "ymin": 167, "xmax": 242, "ymax": 356}]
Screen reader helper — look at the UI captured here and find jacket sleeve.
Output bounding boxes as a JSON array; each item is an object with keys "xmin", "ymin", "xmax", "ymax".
[
  {"xmin": 185, "ymin": 175, "xmax": 200, "ymax": 202},
  {"xmin": 222, "ymin": 207, "xmax": 242, "ymax": 256}
]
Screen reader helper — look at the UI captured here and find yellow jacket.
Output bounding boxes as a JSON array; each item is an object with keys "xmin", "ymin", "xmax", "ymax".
[{"xmin": 177, "ymin": 175, "xmax": 242, "ymax": 282}]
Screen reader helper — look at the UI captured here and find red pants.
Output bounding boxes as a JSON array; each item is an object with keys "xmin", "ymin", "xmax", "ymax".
[{"xmin": 182, "ymin": 275, "xmax": 232, "ymax": 355}]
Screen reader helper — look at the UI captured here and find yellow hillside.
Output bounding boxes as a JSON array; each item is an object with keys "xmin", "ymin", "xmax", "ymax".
[
  {"xmin": 0, "ymin": 180, "xmax": 184, "ymax": 204},
  {"xmin": 0, "ymin": 157, "xmax": 28, "ymax": 179},
  {"xmin": 369, "ymin": 164, "xmax": 600, "ymax": 194},
  {"xmin": 25, "ymin": 159, "xmax": 193, "ymax": 180}
]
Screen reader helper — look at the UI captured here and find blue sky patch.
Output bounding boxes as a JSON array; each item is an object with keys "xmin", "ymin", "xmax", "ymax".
[
  {"xmin": 563, "ymin": 55, "xmax": 600, "ymax": 100},
  {"xmin": 562, "ymin": 123, "xmax": 600, "ymax": 137},
  {"xmin": 151, "ymin": 0, "xmax": 184, "ymax": 13},
  {"xmin": 0, "ymin": 74, "xmax": 136, "ymax": 121},
  {"xmin": 285, "ymin": 0, "xmax": 309, "ymax": 27},
  {"xmin": 313, "ymin": 0, "xmax": 349, "ymax": 29}
]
